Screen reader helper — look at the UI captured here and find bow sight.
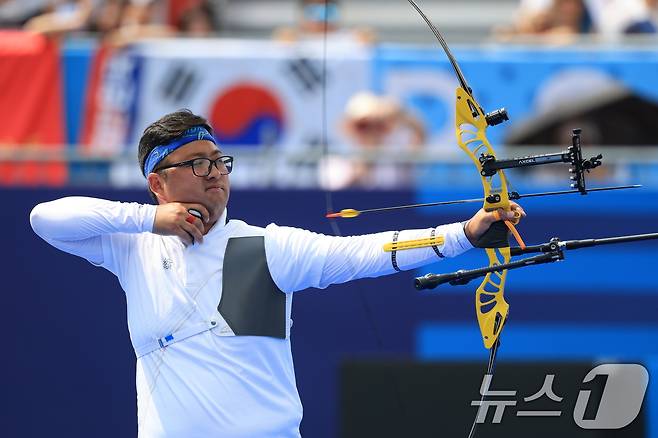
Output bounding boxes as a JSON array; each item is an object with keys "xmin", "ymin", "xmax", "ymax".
[
  {"xmin": 480, "ymin": 129, "xmax": 604, "ymax": 201},
  {"xmin": 325, "ymin": 128, "xmax": 642, "ymax": 219}
]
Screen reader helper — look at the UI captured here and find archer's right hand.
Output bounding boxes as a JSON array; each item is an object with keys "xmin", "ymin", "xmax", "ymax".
[{"xmin": 153, "ymin": 203, "xmax": 210, "ymax": 246}]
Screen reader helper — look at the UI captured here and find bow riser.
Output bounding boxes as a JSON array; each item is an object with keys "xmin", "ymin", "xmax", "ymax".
[{"xmin": 456, "ymin": 86, "xmax": 512, "ymax": 349}]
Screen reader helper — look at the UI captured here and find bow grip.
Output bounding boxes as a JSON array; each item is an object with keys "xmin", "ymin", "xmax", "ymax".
[{"xmin": 473, "ymin": 220, "xmax": 509, "ymax": 248}]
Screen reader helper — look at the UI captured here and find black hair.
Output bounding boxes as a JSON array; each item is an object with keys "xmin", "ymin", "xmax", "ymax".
[{"xmin": 138, "ymin": 109, "xmax": 213, "ymax": 201}]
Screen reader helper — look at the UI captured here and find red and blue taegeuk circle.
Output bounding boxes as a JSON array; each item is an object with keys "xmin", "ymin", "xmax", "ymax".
[{"xmin": 209, "ymin": 83, "xmax": 286, "ymax": 146}]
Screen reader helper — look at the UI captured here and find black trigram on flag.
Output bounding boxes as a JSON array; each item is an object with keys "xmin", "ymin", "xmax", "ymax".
[
  {"xmin": 160, "ymin": 65, "xmax": 199, "ymax": 103},
  {"xmin": 287, "ymin": 58, "xmax": 324, "ymax": 93}
]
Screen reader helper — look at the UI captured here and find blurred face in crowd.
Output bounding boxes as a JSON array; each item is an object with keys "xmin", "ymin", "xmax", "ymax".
[
  {"xmin": 179, "ymin": 5, "xmax": 214, "ymax": 36},
  {"xmin": 148, "ymin": 140, "xmax": 230, "ymax": 223},
  {"xmin": 552, "ymin": 0, "xmax": 585, "ymax": 30},
  {"xmin": 348, "ymin": 116, "xmax": 396, "ymax": 147},
  {"xmin": 91, "ymin": 0, "xmax": 125, "ymax": 34},
  {"xmin": 301, "ymin": 0, "xmax": 340, "ymax": 33},
  {"xmin": 343, "ymin": 92, "xmax": 400, "ymax": 147}
]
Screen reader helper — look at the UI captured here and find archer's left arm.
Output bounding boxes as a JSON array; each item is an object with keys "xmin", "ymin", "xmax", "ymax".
[{"xmin": 264, "ymin": 222, "xmax": 473, "ymax": 293}]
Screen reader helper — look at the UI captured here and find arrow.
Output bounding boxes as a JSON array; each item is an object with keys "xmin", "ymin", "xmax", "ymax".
[{"xmin": 325, "ymin": 185, "xmax": 642, "ymax": 219}]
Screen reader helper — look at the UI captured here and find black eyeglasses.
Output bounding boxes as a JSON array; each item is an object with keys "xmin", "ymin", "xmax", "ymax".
[{"xmin": 156, "ymin": 156, "xmax": 234, "ymax": 177}]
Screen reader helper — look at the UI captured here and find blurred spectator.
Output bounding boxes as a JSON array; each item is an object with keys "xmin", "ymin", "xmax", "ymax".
[
  {"xmin": 0, "ymin": 0, "xmax": 47, "ymax": 28},
  {"xmin": 105, "ymin": 0, "xmax": 219, "ymax": 45},
  {"xmin": 505, "ymin": 0, "xmax": 553, "ymax": 35},
  {"xmin": 550, "ymin": 0, "xmax": 593, "ymax": 34},
  {"xmin": 106, "ymin": 0, "xmax": 174, "ymax": 45},
  {"xmin": 273, "ymin": 0, "xmax": 375, "ymax": 45},
  {"xmin": 495, "ymin": 0, "xmax": 593, "ymax": 42},
  {"xmin": 120, "ymin": 0, "xmax": 166, "ymax": 28},
  {"xmin": 176, "ymin": 1, "xmax": 217, "ymax": 36},
  {"xmin": 23, "ymin": 0, "xmax": 92, "ymax": 36},
  {"xmin": 169, "ymin": 0, "xmax": 221, "ymax": 32},
  {"xmin": 649, "ymin": 0, "xmax": 658, "ymax": 22},
  {"xmin": 498, "ymin": 0, "xmax": 656, "ymax": 40},
  {"xmin": 320, "ymin": 92, "xmax": 425, "ymax": 190},
  {"xmin": 586, "ymin": 0, "xmax": 656, "ymax": 36},
  {"xmin": 87, "ymin": 0, "xmax": 127, "ymax": 36},
  {"xmin": 342, "ymin": 92, "xmax": 425, "ymax": 150}
]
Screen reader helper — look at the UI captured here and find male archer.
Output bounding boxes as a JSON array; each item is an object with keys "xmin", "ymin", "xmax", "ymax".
[{"xmin": 30, "ymin": 109, "xmax": 524, "ymax": 437}]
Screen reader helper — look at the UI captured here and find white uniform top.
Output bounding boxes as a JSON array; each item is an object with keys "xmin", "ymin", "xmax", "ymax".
[{"xmin": 30, "ymin": 197, "xmax": 473, "ymax": 437}]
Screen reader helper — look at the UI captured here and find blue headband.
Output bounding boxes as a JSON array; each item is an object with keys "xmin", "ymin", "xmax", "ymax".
[{"xmin": 143, "ymin": 126, "xmax": 216, "ymax": 176}]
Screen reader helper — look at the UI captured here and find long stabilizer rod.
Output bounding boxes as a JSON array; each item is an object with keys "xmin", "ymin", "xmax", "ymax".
[
  {"xmin": 415, "ymin": 232, "xmax": 658, "ymax": 290},
  {"xmin": 511, "ymin": 232, "xmax": 658, "ymax": 255}
]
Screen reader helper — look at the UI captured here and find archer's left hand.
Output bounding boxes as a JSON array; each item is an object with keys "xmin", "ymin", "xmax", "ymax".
[{"xmin": 464, "ymin": 202, "xmax": 526, "ymax": 245}]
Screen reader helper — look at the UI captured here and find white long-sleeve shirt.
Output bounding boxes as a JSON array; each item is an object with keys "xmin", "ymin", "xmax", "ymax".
[{"xmin": 30, "ymin": 197, "xmax": 473, "ymax": 437}]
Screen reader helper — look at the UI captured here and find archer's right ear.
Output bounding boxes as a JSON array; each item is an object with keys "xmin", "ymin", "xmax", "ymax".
[{"xmin": 147, "ymin": 173, "xmax": 167, "ymax": 204}]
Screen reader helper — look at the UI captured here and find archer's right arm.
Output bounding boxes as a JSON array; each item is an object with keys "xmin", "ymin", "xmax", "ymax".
[
  {"xmin": 30, "ymin": 197, "xmax": 210, "ymax": 270},
  {"xmin": 30, "ymin": 197, "xmax": 157, "ymax": 269}
]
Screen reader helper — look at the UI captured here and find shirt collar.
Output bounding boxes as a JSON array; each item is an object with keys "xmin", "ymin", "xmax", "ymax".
[{"xmin": 205, "ymin": 207, "xmax": 228, "ymax": 235}]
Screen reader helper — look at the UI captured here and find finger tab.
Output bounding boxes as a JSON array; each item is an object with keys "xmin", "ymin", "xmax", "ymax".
[{"xmin": 188, "ymin": 209, "xmax": 203, "ymax": 220}]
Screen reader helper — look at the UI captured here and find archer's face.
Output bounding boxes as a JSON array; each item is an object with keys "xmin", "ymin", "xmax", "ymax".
[{"xmin": 151, "ymin": 140, "xmax": 230, "ymax": 223}]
